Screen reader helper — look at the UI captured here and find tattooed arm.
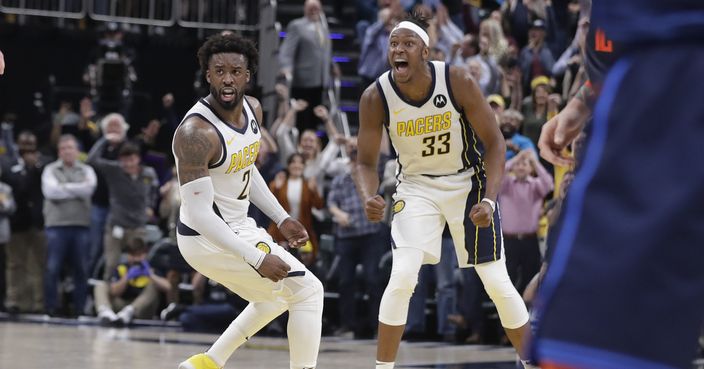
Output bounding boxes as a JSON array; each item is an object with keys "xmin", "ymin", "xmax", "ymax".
[
  {"xmin": 173, "ymin": 117, "xmax": 291, "ymax": 282},
  {"xmin": 172, "ymin": 118, "xmax": 220, "ymax": 185}
]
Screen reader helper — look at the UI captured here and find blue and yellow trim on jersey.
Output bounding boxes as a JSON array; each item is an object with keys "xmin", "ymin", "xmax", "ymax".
[
  {"xmin": 446, "ymin": 63, "xmax": 482, "ymax": 174},
  {"xmin": 463, "ymin": 167, "xmax": 502, "ymax": 264}
]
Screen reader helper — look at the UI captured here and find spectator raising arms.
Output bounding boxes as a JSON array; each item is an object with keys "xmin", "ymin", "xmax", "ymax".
[
  {"xmin": 499, "ymin": 150, "xmax": 553, "ymax": 294},
  {"xmin": 519, "ymin": 19, "xmax": 555, "ymax": 94},
  {"xmin": 86, "ymin": 113, "xmax": 131, "ymax": 277},
  {"xmin": 268, "ymin": 153, "xmax": 324, "ymax": 257},
  {"xmin": 87, "ymin": 140, "xmax": 158, "ymax": 281}
]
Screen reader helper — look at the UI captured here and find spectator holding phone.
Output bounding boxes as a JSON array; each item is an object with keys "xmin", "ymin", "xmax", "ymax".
[{"xmin": 94, "ymin": 238, "xmax": 170, "ymax": 326}]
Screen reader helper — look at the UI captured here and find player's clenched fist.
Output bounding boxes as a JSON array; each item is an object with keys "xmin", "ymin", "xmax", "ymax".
[
  {"xmin": 257, "ymin": 254, "xmax": 291, "ymax": 282},
  {"xmin": 278, "ymin": 217, "xmax": 309, "ymax": 248},
  {"xmin": 469, "ymin": 202, "xmax": 492, "ymax": 228},
  {"xmin": 364, "ymin": 195, "xmax": 386, "ymax": 222}
]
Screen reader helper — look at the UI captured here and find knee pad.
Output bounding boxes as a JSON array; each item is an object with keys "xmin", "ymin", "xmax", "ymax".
[
  {"xmin": 475, "ymin": 259, "xmax": 529, "ymax": 329},
  {"xmin": 378, "ymin": 249, "xmax": 424, "ymax": 326}
]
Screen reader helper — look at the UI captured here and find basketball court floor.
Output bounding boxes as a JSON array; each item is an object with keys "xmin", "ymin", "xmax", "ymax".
[
  {"xmin": 4, "ymin": 315, "xmax": 704, "ymax": 368},
  {"xmin": 0, "ymin": 315, "xmax": 520, "ymax": 369}
]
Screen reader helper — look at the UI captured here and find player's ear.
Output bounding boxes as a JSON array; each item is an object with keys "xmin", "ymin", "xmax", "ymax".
[
  {"xmin": 205, "ymin": 69, "xmax": 211, "ymax": 84},
  {"xmin": 246, "ymin": 69, "xmax": 250, "ymax": 83},
  {"xmin": 422, "ymin": 46, "xmax": 430, "ymax": 61}
]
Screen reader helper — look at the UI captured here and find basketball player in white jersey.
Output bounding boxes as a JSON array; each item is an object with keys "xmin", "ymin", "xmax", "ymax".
[
  {"xmin": 356, "ymin": 14, "xmax": 537, "ymax": 369},
  {"xmin": 173, "ymin": 33, "xmax": 323, "ymax": 369}
]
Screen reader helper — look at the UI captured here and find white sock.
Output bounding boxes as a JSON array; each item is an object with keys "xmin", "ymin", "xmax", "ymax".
[
  {"xmin": 521, "ymin": 359, "xmax": 539, "ymax": 369},
  {"xmin": 376, "ymin": 361, "xmax": 395, "ymax": 369},
  {"xmin": 207, "ymin": 302, "xmax": 287, "ymax": 367},
  {"xmin": 206, "ymin": 322, "xmax": 248, "ymax": 367}
]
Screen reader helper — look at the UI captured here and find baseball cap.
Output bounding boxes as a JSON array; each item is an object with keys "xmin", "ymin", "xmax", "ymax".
[
  {"xmin": 530, "ymin": 19, "xmax": 546, "ymax": 30},
  {"xmin": 487, "ymin": 94, "xmax": 506, "ymax": 109},
  {"xmin": 531, "ymin": 75, "xmax": 551, "ymax": 91}
]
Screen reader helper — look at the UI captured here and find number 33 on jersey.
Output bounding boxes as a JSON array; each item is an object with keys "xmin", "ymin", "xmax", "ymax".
[{"xmin": 377, "ymin": 61, "xmax": 483, "ymax": 176}]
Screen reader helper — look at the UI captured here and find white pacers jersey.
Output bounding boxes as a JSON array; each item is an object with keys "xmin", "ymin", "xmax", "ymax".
[
  {"xmin": 376, "ymin": 61, "xmax": 483, "ymax": 176},
  {"xmin": 175, "ymin": 97, "xmax": 261, "ymax": 223}
]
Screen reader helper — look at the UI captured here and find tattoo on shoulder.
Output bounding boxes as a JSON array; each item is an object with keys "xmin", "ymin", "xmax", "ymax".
[
  {"xmin": 176, "ymin": 125, "xmax": 212, "ymax": 165},
  {"xmin": 174, "ymin": 123, "xmax": 215, "ymax": 184}
]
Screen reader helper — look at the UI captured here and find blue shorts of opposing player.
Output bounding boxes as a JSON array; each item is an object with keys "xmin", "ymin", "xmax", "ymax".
[{"xmin": 533, "ymin": 43, "xmax": 704, "ymax": 369}]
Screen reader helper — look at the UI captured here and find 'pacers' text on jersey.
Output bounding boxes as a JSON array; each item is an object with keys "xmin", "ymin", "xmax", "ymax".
[
  {"xmin": 377, "ymin": 61, "xmax": 483, "ymax": 176},
  {"xmin": 174, "ymin": 97, "xmax": 261, "ymax": 223}
]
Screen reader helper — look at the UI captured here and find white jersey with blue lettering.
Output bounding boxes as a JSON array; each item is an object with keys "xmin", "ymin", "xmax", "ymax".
[
  {"xmin": 376, "ymin": 61, "xmax": 483, "ymax": 177},
  {"xmin": 174, "ymin": 97, "xmax": 262, "ymax": 224}
]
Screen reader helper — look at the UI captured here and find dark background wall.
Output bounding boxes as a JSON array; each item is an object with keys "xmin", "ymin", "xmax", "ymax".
[{"xmin": 0, "ymin": 22, "xmax": 240, "ymax": 145}]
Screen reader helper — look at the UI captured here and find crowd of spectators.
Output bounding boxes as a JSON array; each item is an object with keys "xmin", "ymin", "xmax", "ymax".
[{"xmin": 0, "ymin": 0, "xmax": 583, "ymax": 344}]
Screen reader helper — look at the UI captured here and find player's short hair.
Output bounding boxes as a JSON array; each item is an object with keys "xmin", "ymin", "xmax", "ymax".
[
  {"xmin": 403, "ymin": 9, "xmax": 430, "ymax": 32},
  {"xmin": 197, "ymin": 33, "xmax": 259, "ymax": 75}
]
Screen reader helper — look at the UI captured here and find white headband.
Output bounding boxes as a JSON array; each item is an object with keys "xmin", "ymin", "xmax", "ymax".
[{"xmin": 391, "ymin": 21, "xmax": 430, "ymax": 46}]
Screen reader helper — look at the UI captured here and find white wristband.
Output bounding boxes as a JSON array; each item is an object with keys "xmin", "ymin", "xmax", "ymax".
[{"xmin": 481, "ymin": 198, "xmax": 496, "ymax": 213}]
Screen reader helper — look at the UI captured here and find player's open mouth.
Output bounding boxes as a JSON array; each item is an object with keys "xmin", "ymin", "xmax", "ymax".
[
  {"xmin": 221, "ymin": 88, "xmax": 236, "ymax": 102},
  {"xmin": 394, "ymin": 60, "xmax": 409, "ymax": 74}
]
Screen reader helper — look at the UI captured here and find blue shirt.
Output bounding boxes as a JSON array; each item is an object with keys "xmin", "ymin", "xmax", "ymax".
[
  {"xmin": 506, "ymin": 133, "xmax": 537, "ymax": 160},
  {"xmin": 358, "ymin": 21, "xmax": 390, "ymax": 80},
  {"xmin": 592, "ymin": 0, "xmax": 704, "ymax": 45}
]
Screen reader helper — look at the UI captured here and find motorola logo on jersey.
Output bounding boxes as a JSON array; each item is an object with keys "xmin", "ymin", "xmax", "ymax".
[
  {"xmin": 433, "ymin": 94, "xmax": 447, "ymax": 108},
  {"xmin": 250, "ymin": 119, "xmax": 258, "ymax": 134}
]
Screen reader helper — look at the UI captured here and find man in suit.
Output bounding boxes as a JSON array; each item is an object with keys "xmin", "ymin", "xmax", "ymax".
[{"xmin": 278, "ymin": 0, "xmax": 334, "ymax": 132}]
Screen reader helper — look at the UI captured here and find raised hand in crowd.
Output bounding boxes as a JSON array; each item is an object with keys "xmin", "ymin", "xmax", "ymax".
[
  {"xmin": 307, "ymin": 176, "xmax": 318, "ymax": 192},
  {"xmin": 272, "ymin": 171, "xmax": 287, "ymax": 190},
  {"xmin": 162, "ymin": 93, "xmax": 174, "ymax": 109},
  {"xmin": 275, "ymin": 82, "xmax": 289, "ymax": 101},
  {"xmin": 291, "ymin": 99, "xmax": 309, "ymax": 113},
  {"xmin": 547, "ymin": 93, "xmax": 562, "ymax": 113},
  {"xmin": 506, "ymin": 140, "xmax": 521, "ymax": 154},
  {"xmin": 79, "ymin": 97, "xmax": 96, "ymax": 123},
  {"xmin": 313, "ymin": 104, "xmax": 330, "ymax": 121}
]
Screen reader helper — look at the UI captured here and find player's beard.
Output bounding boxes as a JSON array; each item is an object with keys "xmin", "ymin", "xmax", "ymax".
[{"xmin": 210, "ymin": 85, "xmax": 242, "ymax": 111}]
